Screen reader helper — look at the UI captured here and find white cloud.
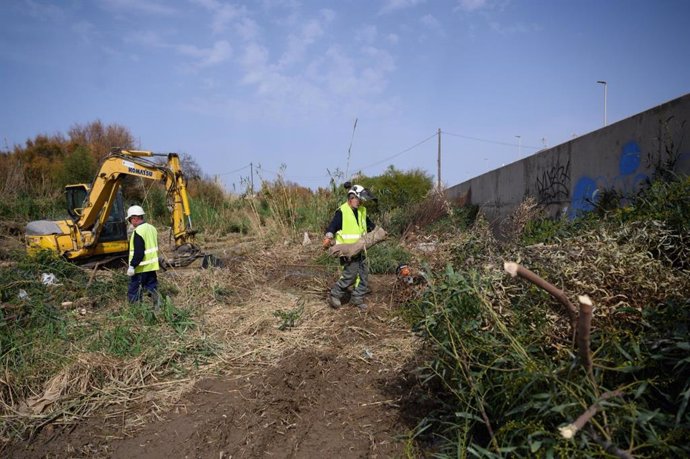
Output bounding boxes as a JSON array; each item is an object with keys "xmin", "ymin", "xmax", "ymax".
[
  {"xmin": 489, "ymin": 21, "xmax": 539, "ymax": 35},
  {"xmin": 24, "ymin": 0, "xmax": 66, "ymax": 21},
  {"xmin": 277, "ymin": 13, "xmax": 333, "ymax": 68},
  {"xmin": 190, "ymin": 0, "xmax": 219, "ymax": 8},
  {"xmin": 239, "ymin": 42, "xmax": 270, "ymax": 85},
  {"xmin": 231, "ymin": 33, "xmax": 398, "ymax": 124},
  {"xmin": 379, "ymin": 0, "xmax": 427, "ymax": 14},
  {"xmin": 176, "ymin": 40, "xmax": 232, "ymax": 67},
  {"xmin": 260, "ymin": 0, "xmax": 300, "ymax": 10},
  {"xmin": 72, "ymin": 21, "xmax": 96, "ymax": 44},
  {"xmin": 456, "ymin": 0, "xmax": 489, "ymax": 12},
  {"xmin": 355, "ymin": 25, "xmax": 378, "ymax": 44},
  {"xmin": 420, "ymin": 14, "xmax": 444, "ymax": 35},
  {"xmin": 179, "ymin": 4, "xmax": 397, "ymax": 123},
  {"xmin": 386, "ymin": 33, "xmax": 399, "ymax": 45},
  {"xmin": 235, "ymin": 17, "xmax": 260, "ymax": 42},
  {"xmin": 99, "ymin": 0, "xmax": 177, "ymax": 15},
  {"xmin": 212, "ymin": 4, "xmax": 243, "ymax": 33},
  {"xmin": 124, "ymin": 30, "xmax": 167, "ymax": 47},
  {"xmin": 320, "ymin": 8, "xmax": 336, "ymax": 23},
  {"xmin": 358, "ymin": 46, "xmax": 396, "ymax": 92},
  {"xmin": 319, "ymin": 47, "xmax": 358, "ymax": 95},
  {"xmin": 356, "ymin": 25, "xmax": 400, "ymax": 46},
  {"xmin": 192, "ymin": 0, "xmax": 247, "ymax": 33}
]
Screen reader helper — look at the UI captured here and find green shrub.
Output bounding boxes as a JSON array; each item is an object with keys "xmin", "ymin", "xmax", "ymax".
[
  {"xmin": 143, "ymin": 185, "xmax": 168, "ymax": 222},
  {"xmin": 366, "ymin": 240, "xmax": 412, "ymax": 274},
  {"xmin": 58, "ymin": 146, "xmax": 97, "ymax": 187},
  {"xmin": 410, "ymin": 265, "xmax": 690, "ymax": 457},
  {"xmin": 356, "ymin": 166, "xmax": 433, "ymax": 222},
  {"xmin": 0, "ymin": 194, "xmax": 64, "ymax": 221}
]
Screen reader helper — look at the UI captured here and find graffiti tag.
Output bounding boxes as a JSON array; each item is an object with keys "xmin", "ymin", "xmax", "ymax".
[{"xmin": 536, "ymin": 158, "xmax": 571, "ymax": 205}]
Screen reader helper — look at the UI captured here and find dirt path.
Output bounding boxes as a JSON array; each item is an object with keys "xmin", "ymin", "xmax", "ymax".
[{"xmin": 9, "ymin": 267, "xmax": 427, "ymax": 458}]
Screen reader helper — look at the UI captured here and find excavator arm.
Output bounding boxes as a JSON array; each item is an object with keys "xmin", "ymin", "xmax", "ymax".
[{"xmin": 75, "ymin": 150, "xmax": 195, "ymax": 249}]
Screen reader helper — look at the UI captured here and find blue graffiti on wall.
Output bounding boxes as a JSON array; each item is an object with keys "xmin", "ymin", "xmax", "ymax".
[
  {"xmin": 619, "ymin": 141, "xmax": 641, "ymax": 175},
  {"xmin": 570, "ymin": 140, "xmax": 649, "ymax": 218}
]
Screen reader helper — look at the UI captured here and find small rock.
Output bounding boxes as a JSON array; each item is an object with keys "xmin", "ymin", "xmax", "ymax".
[
  {"xmin": 302, "ymin": 232, "xmax": 311, "ymax": 246},
  {"xmin": 417, "ymin": 242, "xmax": 436, "ymax": 253}
]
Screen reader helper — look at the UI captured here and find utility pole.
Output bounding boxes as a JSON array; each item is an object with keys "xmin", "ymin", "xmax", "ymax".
[{"xmin": 437, "ymin": 128, "xmax": 442, "ymax": 189}]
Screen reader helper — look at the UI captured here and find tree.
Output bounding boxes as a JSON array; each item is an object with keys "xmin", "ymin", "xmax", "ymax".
[
  {"xmin": 58, "ymin": 146, "xmax": 97, "ymax": 187},
  {"xmin": 16, "ymin": 134, "xmax": 67, "ymax": 196},
  {"xmin": 178, "ymin": 152, "xmax": 203, "ymax": 180},
  {"xmin": 68, "ymin": 120, "xmax": 135, "ymax": 161}
]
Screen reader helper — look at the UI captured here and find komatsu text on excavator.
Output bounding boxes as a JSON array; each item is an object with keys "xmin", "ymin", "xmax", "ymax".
[{"xmin": 25, "ymin": 149, "xmax": 217, "ymax": 267}]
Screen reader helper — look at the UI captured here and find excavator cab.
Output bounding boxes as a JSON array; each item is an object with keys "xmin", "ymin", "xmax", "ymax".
[
  {"xmin": 65, "ymin": 184, "xmax": 88, "ymax": 221},
  {"xmin": 65, "ymin": 184, "xmax": 127, "ymax": 243}
]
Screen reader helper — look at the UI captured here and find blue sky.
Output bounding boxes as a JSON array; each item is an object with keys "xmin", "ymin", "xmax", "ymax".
[{"xmin": 2, "ymin": 0, "xmax": 689, "ymax": 192}]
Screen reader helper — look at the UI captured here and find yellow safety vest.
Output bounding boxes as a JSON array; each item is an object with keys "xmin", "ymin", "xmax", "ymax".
[
  {"xmin": 335, "ymin": 202, "xmax": 367, "ymax": 245},
  {"xmin": 129, "ymin": 222, "xmax": 159, "ymax": 273}
]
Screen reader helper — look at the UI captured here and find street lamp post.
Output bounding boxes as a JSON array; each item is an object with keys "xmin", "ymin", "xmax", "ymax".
[{"xmin": 597, "ymin": 80, "xmax": 607, "ymax": 126}]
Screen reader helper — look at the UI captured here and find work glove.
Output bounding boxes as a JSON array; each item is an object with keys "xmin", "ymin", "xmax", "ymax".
[
  {"xmin": 127, "ymin": 266, "xmax": 135, "ymax": 277},
  {"xmin": 322, "ymin": 232, "xmax": 333, "ymax": 250}
]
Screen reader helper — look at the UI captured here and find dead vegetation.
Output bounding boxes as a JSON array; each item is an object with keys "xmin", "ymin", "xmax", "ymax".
[
  {"xmin": 1, "ymin": 174, "xmax": 688, "ymax": 458},
  {"xmin": 0, "ymin": 229, "xmax": 422, "ymax": 456}
]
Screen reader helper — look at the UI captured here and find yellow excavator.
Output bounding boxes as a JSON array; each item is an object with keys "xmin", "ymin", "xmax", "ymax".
[{"xmin": 25, "ymin": 149, "xmax": 217, "ymax": 267}]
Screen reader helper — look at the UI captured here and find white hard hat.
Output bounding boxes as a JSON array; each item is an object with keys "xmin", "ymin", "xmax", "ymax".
[
  {"xmin": 348, "ymin": 184, "xmax": 375, "ymax": 201},
  {"xmin": 126, "ymin": 205, "xmax": 145, "ymax": 220}
]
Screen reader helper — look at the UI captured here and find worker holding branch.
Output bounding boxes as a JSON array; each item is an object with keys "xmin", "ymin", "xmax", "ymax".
[
  {"xmin": 126, "ymin": 205, "xmax": 160, "ymax": 308},
  {"xmin": 323, "ymin": 184, "xmax": 377, "ymax": 311}
]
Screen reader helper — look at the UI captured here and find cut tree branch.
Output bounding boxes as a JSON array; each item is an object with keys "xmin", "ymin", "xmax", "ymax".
[
  {"xmin": 558, "ymin": 389, "xmax": 624, "ymax": 440},
  {"xmin": 577, "ymin": 295, "xmax": 594, "ymax": 379},
  {"xmin": 504, "ymin": 262, "xmax": 578, "ymax": 328}
]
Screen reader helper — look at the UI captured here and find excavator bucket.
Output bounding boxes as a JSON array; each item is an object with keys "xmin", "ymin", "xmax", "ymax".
[{"xmin": 164, "ymin": 243, "xmax": 223, "ymax": 269}]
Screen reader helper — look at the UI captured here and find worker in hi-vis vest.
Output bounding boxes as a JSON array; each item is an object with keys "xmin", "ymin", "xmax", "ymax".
[
  {"xmin": 323, "ymin": 184, "xmax": 377, "ymax": 311},
  {"xmin": 126, "ymin": 205, "xmax": 160, "ymax": 307}
]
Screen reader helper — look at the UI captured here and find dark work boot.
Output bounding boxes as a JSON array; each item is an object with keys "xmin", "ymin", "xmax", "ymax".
[
  {"xmin": 351, "ymin": 297, "xmax": 367, "ymax": 311},
  {"xmin": 329, "ymin": 295, "xmax": 342, "ymax": 309}
]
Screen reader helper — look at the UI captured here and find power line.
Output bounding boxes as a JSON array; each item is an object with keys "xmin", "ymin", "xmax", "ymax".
[
  {"xmin": 217, "ymin": 164, "xmax": 251, "ymax": 176},
  {"xmin": 214, "ymin": 128, "xmax": 541, "ymax": 185},
  {"xmin": 355, "ymin": 131, "xmax": 438, "ymax": 172},
  {"xmin": 442, "ymin": 130, "xmax": 541, "ymax": 150},
  {"xmin": 253, "ymin": 166, "xmax": 331, "ymax": 181}
]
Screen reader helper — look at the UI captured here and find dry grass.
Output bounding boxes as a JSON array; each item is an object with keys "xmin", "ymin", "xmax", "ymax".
[
  {"xmin": 1, "ymin": 353, "xmax": 197, "ymax": 439},
  {"xmin": 1, "ymin": 229, "xmax": 426, "ymax": 448},
  {"xmin": 521, "ymin": 224, "xmax": 690, "ymax": 319},
  {"xmin": 401, "ymin": 189, "xmax": 452, "ymax": 240}
]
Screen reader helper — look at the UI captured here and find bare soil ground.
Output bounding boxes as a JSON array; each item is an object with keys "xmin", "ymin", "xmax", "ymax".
[{"xmin": 5, "ymin": 237, "xmax": 431, "ymax": 459}]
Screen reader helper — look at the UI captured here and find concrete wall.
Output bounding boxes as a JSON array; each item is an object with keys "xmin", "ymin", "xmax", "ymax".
[{"xmin": 446, "ymin": 93, "xmax": 690, "ymax": 225}]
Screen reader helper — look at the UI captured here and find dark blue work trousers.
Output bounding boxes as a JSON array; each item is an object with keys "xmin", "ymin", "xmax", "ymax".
[
  {"xmin": 330, "ymin": 254, "xmax": 369, "ymax": 305},
  {"xmin": 127, "ymin": 271, "xmax": 158, "ymax": 303}
]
